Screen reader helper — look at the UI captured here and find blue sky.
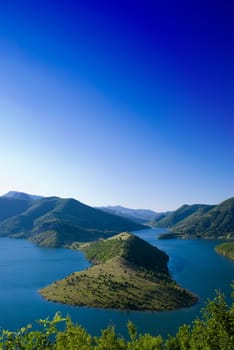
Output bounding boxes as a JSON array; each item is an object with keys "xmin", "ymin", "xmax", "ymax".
[{"xmin": 0, "ymin": 0, "xmax": 233, "ymax": 211}]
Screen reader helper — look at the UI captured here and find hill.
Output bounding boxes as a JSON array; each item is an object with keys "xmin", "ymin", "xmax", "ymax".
[
  {"xmin": 159, "ymin": 198, "xmax": 234, "ymax": 240},
  {"xmin": 153, "ymin": 204, "xmax": 214, "ymax": 228},
  {"xmin": 98, "ymin": 205, "xmax": 159, "ymax": 224},
  {"xmin": 215, "ymin": 242, "xmax": 234, "ymax": 260},
  {"xmin": 40, "ymin": 232, "xmax": 197, "ymax": 310},
  {"xmin": 0, "ymin": 197, "xmax": 31, "ymax": 222},
  {"xmin": 0, "ymin": 196, "xmax": 144, "ymax": 246}
]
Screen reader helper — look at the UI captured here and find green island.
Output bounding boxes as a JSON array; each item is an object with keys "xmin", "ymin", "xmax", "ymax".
[
  {"xmin": 40, "ymin": 232, "xmax": 197, "ymax": 311},
  {"xmin": 215, "ymin": 242, "xmax": 234, "ymax": 261},
  {"xmin": 1, "ymin": 289, "xmax": 234, "ymax": 349}
]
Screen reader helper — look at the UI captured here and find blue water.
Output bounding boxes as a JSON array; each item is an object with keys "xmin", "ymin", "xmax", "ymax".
[{"xmin": 0, "ymin": 228, "xmax": 233, "ymax": 338}]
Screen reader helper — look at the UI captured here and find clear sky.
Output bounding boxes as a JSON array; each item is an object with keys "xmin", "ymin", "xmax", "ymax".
[{"xmin": 0, "ymin": 0, "xmax": 233, "ymax": 211}]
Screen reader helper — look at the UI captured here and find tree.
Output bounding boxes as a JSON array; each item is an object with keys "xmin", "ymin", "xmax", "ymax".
[{"xmin": 0, "ymin": 286, "xmax": 233, "ymax": 349}]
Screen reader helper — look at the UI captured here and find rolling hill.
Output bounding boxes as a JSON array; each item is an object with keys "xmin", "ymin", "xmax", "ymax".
[
  {"xmin": 172, "ymin": 197, "xmax": 234, "ymax": 239},
  {"xmin": 159, "ymin": 198, "xmax": 234, "ymax": 239},
  {"xmin": 215, "ymin": 241, "xmax": 234, "ymax": 260},
  {"xmin": 153, "ymin": 204, "xmax": 214, "ymax": 228},
  {"xmin": 0, "ymin": 195, "xmax": 144, "ymax": 246},
  {"xmin": 40, "ymin": 232, "xmax": 197, "ymax": 310}
]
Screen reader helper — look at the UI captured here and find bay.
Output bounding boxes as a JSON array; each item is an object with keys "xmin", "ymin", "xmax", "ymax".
[{"xmin": 0, "ymin": 228, "xmax": 233, "ymax": 338}]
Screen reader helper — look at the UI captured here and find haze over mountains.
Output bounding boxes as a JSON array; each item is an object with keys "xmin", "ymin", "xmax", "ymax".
[
  {"xmin": 3, "ymin": 191, "xmax": 43, "ymax": 201},
  {"xmin": 98, "ymin": 205, "xmax": 162, "ymax": 224},
  {"xmin": 99, "ymin": 199, "xmax": 234, "ymax": 240}
]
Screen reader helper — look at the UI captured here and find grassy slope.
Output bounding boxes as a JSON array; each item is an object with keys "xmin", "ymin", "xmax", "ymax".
[
  {"xmin": 215, "ymin": 242, "xmax": 234, "ymax": 260},
  {"xmin": 0, "ymin": 197, "xmax": 144, "ymax": 246},
  {"xmin": 153, "ymin": 204, "xmax": 213, "ymax": 228},
  {"xmin": 40, "ymin": 233, "xmax": 197, "ymax": 311},
  {"xmin": 172, "ymin": 198, "xmax": 234, "ymax": 239},
  {"xmin": 158, "ymin": 198, "xmax": 234, "ymax": 240}
]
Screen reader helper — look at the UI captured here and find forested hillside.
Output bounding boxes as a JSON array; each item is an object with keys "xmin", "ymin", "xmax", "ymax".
[{"xmin": 0, "ymin": 195, "xmax": 144, "ymax": 247}]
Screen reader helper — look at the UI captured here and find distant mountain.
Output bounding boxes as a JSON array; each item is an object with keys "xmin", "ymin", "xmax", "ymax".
[
  {"xmin": 98, "ymin": 205, "xmax": 160, "ymax": 224},
  {"xmin": 3, "ymin": 191, "xmax": 43, "ymax": 201},
  {"xmin": 153, "ymin": 204, "xmax": 214, "ymax": 228},
  {"xmin": 0, "ymin": 196, "xmax": 144, "ymax": 247},
  {"xmin": 40, "ymin": 232, "xmax": 197, "ymax": 310},
  {"xmin": 159, "ymin": 198, "xmax": 234, "ymax": 240}
]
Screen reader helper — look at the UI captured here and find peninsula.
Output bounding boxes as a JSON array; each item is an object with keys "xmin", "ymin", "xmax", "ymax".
[
  {"xmin": 40, "ymin": 232, "xmax": 197, "ymax": 311},
  {"xmin": 215, "ymin": 242, "xmax": 234, "ymax": 261}
]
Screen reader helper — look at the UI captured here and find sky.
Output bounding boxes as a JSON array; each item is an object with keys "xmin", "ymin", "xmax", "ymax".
[{"xmin": 0, "ymin": 0, "xmax": 233, "ymax": 211}]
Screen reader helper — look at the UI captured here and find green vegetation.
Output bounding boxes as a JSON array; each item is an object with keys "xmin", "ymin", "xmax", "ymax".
[
  {"xmin": 84, "ymin": 232, "xmax": 169, "ymax": 274},
  {"xmin": 152, "ymin": 204, "xmax": 213, "ymax": 228},
  {"xmin": 1, "ymin": 193, "xmax": 233, "ymax": 244},
  {"xmin": 158, "ymin": 198, "xmax": 234, "ymax": 240},
  {"xmin": 0, "ymin": 196, "xmax": 144, "ymax": 247},
  {"xmin": 40, "ymin": 233, "xmax": 196, "ymax": 311},
  {"xmin": 83, "ymin": 235, "xmax": 126, "ymax": 263},
  {"xmin": 215, "ymin": 242, "xmax": 234, "ymax": 260},
  {"xmin": 1, "ymin": 288, "xmax": 234, "ymax": 349}
]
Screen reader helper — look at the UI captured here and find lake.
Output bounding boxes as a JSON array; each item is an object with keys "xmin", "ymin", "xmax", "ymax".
[{"xmin": 0, "ymin": 228, "xmax": 233, "ymax": 338}]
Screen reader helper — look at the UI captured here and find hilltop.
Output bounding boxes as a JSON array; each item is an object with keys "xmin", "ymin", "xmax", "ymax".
[
  {"xmin": 3, "ymin": 191, "xmax": 43, "ymax": 201},
  {"xmin": 0, "ymin": 194, "xmax": 144, "ymax": 247},
  {"xmin": 40, "ymin": 232, "xmax": 197, "ymax": 311}
]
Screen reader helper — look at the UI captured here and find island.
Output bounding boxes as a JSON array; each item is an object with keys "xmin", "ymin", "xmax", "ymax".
[
  {"xmin": 215, "ymin": 242, "xmax": 234, "ymax": 261},
  {"xmin": 40, "ymin": 232, "xmax": 197, "ymax": 311}
]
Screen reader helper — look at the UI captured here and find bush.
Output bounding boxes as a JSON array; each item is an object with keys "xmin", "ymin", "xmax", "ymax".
[{"xmin": 0, "ymin": 286, "xmax": 233, "ymax": 349}]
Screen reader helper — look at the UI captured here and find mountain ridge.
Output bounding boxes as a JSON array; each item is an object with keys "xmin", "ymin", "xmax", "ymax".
[
  {"xmin": 3, "ymin": 191, "xmax": 43, "ymax": 201},
  {"xmin": 0, "ymin": 195, "xmax": 144, "ymax": 246},
  {"xmin": 97, "ymin": 205, "xmax": 160, "ymax": 224},
  {"xmin": 158, "ymin": 197, "xmax": 234, "ymax": 239},
  {"xmin": 153, "ymin": 204, "xmax": 214, "ymax": 228},
  {"xmin": 1, "ymin": 191, "xmax": 233, "ymax": 242}
]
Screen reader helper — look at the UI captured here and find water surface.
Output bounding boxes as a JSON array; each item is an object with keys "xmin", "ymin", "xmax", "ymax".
[{"xmin": 0, "ymin": 229, "xmax": 233, "ymax": 337}]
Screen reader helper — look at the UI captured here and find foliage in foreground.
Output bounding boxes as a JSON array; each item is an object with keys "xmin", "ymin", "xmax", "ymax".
[{"xmin": 1, "ymin": 288, "xmax": 234, "ymax": 350}]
